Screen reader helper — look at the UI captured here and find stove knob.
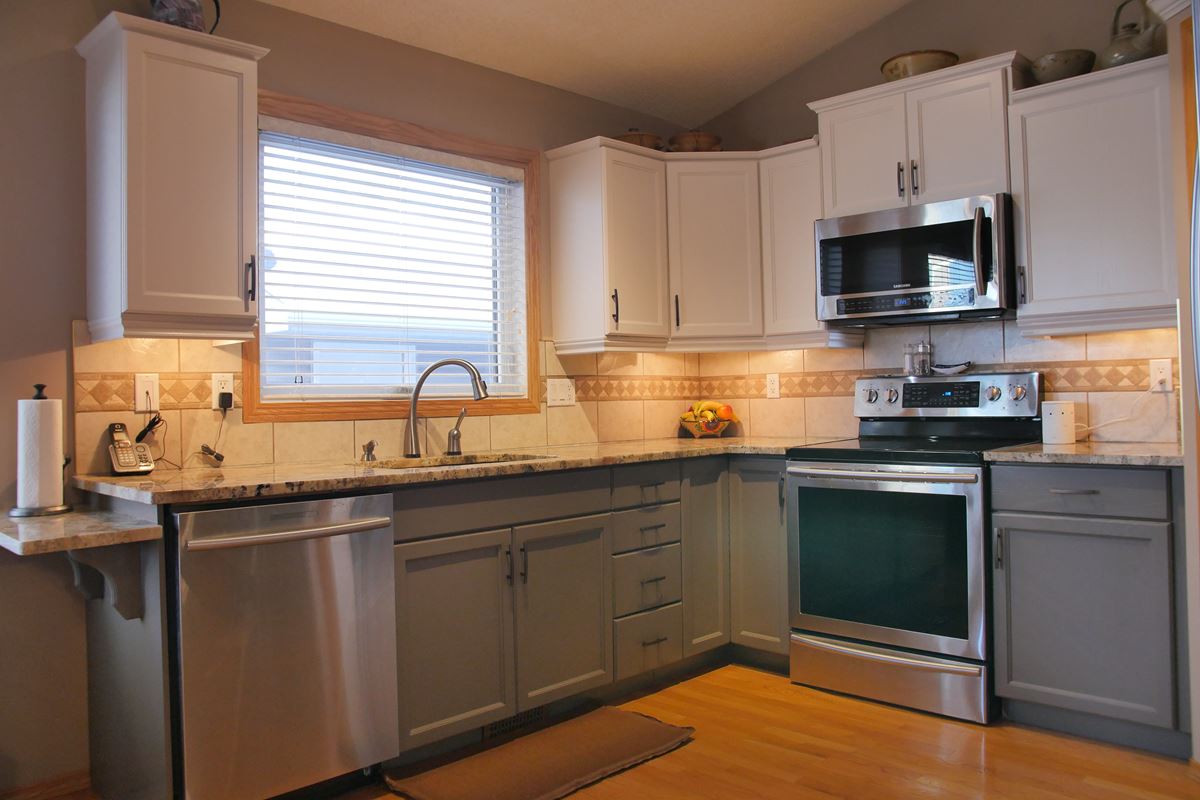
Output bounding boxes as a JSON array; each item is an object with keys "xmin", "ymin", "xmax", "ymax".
[
  {"xmin": 886, "ymin": 387, "xmax": 900, "ymax": 404},
  {"xmin": 864, "ymin": 388, "xmax": 879, "ymax": 404},
  {"xmin": 985, "ymin": 386, "xmax": 1002, "ymax": 402},
  {"xmin": 1010, "ymin": 385, "xmax": 1027, "ymax": 402}
]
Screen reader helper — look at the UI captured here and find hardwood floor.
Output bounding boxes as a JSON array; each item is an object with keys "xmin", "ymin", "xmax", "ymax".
[
  {"xmin": 65, "ymin": 664, "xmax": 1200, "ymax": 799},
  {"xmin": 347, "ymin": 664, "xmax": 1200, "ymax": 800}
]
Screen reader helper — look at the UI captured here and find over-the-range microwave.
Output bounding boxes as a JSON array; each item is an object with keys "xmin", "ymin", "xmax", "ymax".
[{"xmin": 815, "ymin": 193, "xmax": 1015, "ymax": 326}]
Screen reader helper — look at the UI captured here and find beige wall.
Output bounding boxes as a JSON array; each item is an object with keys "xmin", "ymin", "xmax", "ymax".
[
  {"xmin": 0, "ymin": 0, "xmax": 674, "ymax": 791},
  {"xmin": 703, "ymin": 0, "xmax": 1122, "ymax": 150}
]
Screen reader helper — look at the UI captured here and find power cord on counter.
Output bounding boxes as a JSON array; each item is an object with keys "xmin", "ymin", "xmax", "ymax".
[
  {"xmin": 1074, "ymin": 374, "xmax": 1170, "ymax": 435},
  {"xmin": 136, "ymin": 410, "xmax": 181, "ymax": 469}
]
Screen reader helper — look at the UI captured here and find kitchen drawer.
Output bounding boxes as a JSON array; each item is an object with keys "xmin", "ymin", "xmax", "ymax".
[
  {"xmin": 392, "ymin": 468, "xmax": 611, "ymax": 540},
  {"xmin": 612, "ymin": 462, "xmax": 682, "ymax": 510},
  {"xmin": 612, "ymin": 543, "xmax": 682, "ymax": 618},
  {"xmin": 614, "ymin": 602, "xmax": 683, "ymax": 681},
  {"xmin": 991, "ymin": 465, "xmax": 1169, "ymax": 520},
  {"xmin": 611, "ymin": 502, "xmax": 681, "ymax": 554}
]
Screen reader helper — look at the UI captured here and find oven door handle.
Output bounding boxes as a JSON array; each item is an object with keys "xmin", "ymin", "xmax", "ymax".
[
  {"xmin": 792, "ymin": 634, "xmax": 983, "ymax": 677},
  {"xmin": 786, "ymin": 466, "xmax": 978, "ymax": 485}
]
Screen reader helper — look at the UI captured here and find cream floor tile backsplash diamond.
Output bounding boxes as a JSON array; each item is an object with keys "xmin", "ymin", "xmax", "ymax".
[{"xmin": 68, "ymin": 323, "xmax": 1182, "ymax": 476}]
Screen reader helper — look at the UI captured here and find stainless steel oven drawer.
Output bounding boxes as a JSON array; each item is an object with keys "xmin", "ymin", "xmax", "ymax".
[
  {"xmin": 614, "ymin": 603, "xmax": 683, "ymax": 681},
  {"xmin": 612, "ymin": 542, "xmax": 682, "ymax": 618},
  {"xmin": 990, "ymin": 465, "xmax": 1168, "ymax": 520},
  {"xmin": 611, "ymin": 502, "xmax": 681, "ymax": 554},
  {"xmin": 789, "ymin": 633, "xmax": 989, "ymax": 723}
]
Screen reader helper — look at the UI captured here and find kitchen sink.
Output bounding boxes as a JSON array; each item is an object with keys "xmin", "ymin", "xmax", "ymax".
[{"xmin": 363, "ymin": 453, "xmax": 553, "ymax": 470}]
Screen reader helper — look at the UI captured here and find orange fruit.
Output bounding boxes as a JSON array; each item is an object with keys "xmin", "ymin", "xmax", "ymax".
[{"xmin": 716, "ymin": 404, "xmax": 736, "ymax": 421}]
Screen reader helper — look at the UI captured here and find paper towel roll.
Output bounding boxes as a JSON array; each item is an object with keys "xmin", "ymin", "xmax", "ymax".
[{"xmin": 16, "ymin": 396, "xmax": 64, "ymax": 509}]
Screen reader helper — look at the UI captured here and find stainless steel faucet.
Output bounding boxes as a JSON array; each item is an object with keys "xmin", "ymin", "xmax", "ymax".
[{"xmin": 404, "ymin": 359, "xmax": 489, "ymax": 458}]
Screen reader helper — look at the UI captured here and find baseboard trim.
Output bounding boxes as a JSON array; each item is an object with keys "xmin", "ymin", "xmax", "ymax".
[{"xmin": 0, "ymin": 770, "xmax": 90, "ymax": 800}]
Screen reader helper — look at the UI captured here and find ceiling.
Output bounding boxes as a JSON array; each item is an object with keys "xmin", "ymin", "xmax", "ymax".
[{"xmin": 256, "ymin": 0, "xmax": 914, "ymax": 128}]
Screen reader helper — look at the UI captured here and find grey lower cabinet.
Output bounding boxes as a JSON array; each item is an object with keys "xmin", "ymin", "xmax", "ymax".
[
  {"xmin": 513, "ymin": 513, "xmax": 614, "ymax": 710},
  {"xmin": 394, "ymin": 529, "xmax": 516, "ymax": 750},
  {"xmin": 394, "ymin": 512, "xmax": 612, "ymax": 751},
  {"xmin": 680, "ymin": 457, "xmax": 731, "ymax": 656},
  {"xmin": 729, "ymin": 458, "xmax": 789, "ymax": 655},
  {"xmin": 992, "ymin": 511, "xmax": 1175, "ymax": 728}
]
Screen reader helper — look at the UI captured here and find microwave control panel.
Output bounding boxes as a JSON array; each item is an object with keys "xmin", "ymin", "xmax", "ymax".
[
  {"xmin": 836, "ymin": 288, "xmax": 975, "ymax": 316},
  {"xmin": 854, "ymin": 372, "xmax": 1040, "ymax": 418}
]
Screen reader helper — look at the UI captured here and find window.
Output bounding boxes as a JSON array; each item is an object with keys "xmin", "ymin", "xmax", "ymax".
[{"xmin": 243, "ymin": 93, "xmax": 540, "ymax": 422}]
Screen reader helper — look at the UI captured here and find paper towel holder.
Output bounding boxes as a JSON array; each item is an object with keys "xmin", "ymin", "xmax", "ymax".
[{"xmin": 9, "ymin": 383, "xmax": 73, "ymax": 517}]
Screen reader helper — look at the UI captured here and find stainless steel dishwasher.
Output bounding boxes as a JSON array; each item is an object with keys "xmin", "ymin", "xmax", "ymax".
[{"xmin": 175, "ymin": 495, "xmax": 398, "ymax": 800}]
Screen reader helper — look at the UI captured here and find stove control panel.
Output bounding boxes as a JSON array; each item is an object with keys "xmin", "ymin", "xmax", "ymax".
[{"xmin": 854, "ymin": 372, "xmax": 1040, "ymax": 418}]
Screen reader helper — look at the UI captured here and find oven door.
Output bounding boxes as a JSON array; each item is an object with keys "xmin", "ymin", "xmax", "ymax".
[
  {"xmin": 816, "ymin": 194, "xmax": 1012, "ymax": 323},
  {"xmin": 785, "ymin": 461, "xmax": 986, "ymax": 661}
]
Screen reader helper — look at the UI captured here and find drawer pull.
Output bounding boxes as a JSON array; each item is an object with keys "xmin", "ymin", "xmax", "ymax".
[
  {"xmin": 642, "ymin": 636, "xmax": 668, "ymax": 647},
  {"xmin": 640, "ymin": 481, "xmax": 664, "ymax": 489},
  {"xmin": 639, "ymin": 523, "xmax": 667, "ymax": 533},
  {"xmin": 1048, "ymin": 488, "xmax": 1100, "ymax": 496},
  {"xmin": 641, "ymin": 575, "xmax": 667, "ymax": 585}
]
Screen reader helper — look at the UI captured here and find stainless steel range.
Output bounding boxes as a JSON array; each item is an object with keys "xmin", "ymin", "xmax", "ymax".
[{"xmin": 784, "ymin": 371, "xmax": 1041, "ymax": 723}]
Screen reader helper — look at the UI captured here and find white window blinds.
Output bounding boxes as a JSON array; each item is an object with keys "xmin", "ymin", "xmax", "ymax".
[{"xmin": 257, "ymin": 128, "xmax": 527, "ymax": 402}]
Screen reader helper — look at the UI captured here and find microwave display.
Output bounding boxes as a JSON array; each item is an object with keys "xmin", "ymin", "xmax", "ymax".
[{"xmin": 819, "ymin": 218, "xmax": 993, "ymax": 297}]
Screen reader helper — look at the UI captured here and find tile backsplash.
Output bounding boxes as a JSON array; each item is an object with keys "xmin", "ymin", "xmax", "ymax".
[{"xmin": 70, "ymin": 320, "xmax": 1181, "ymax": 472}]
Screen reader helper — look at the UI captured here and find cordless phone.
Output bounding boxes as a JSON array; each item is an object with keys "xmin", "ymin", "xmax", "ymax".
[{"xmin": 107, "ymin": 422, "xmax": 155, "ymax": 475}]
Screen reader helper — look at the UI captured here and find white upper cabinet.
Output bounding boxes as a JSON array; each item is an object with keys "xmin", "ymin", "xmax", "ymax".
[
  {"xmin": 548, "ymin": 142, "xmax": 670, "ymax": 354},
  {"xmin": 812, "ymin": 53, "xmax": 1024, "ymax": 217},
  {"xmin": 1010, "ymin": 57, "xmax": 1176, "ymax": 335},
  {"xmin": 77, "ymin": 13, "xmax": 267, "ymax": 341},
  {"xmin": 817, "ymin": 94, "xmax": 909, "ymax": 218},
  {"xmin": 666, "ymin": 159, "xmax": 763, "ymax": 343},
  {"xmin": 758, "ymin": 143, "xmax": 860, "ymax": 348},
  {"xmin": 905, "ymin": 71, "xmax": 1009, "ymax": 204}
]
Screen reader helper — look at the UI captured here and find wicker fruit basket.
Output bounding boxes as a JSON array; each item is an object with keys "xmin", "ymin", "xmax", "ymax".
[{"xmin": 679, "ymin": 418, "xmax": 733, "ymax": 438}]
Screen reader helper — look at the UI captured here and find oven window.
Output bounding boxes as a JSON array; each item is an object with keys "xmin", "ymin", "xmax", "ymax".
[
  {"xmin": 819, "ymin": 218, "xmax": 992, "ymax": 296},
  {"xmin": 796, "ymin": 486, "xmax": 969, "ymax": 640}
]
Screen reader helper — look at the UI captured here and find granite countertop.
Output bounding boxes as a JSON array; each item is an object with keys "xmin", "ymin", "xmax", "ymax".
[
  {"xmin": 0, "ymin": 510, "xmax": 162, "ymax": 556},
  {"xmin": 72, "ymin": 436, "xmax": 848, "ymax": 506},
  {"xmin": 983, "ymin": 441, "xmax": 1184, "ymax": 467}
]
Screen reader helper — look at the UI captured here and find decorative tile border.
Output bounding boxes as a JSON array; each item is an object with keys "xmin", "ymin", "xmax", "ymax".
[{"xmin": 76, "ymin": 358, "xmax": 1175, "ymax": 411}]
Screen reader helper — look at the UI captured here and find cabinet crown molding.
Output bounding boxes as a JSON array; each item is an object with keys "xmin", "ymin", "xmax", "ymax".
[
  {"xmin": 808, "ymin": 51, "xmax": 1029, "ymax": 114},
  {"xmin": 1009, "ymin": 54, "xmax": 1168, "ymax": 104},
  {"xmin": 1146, "ymin": 0, "xmax": 1190, "ymax": 20},
  {"xmin": 76, "ymin": 11, "xmax": 269, "ymax": 61}
]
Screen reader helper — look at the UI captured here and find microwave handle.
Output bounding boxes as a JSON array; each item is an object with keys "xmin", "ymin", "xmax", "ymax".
[{"xmin": 972, "ymin": 206, "xmax": 987, "ymax": 298}]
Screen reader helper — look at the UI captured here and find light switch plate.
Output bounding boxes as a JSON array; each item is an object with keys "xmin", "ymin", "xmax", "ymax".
[
  {"xmin": 1149, "ymin": 359, "xmax": 1172, "ymax": 392},
  {"xmin": 766, "ymin": 373, "xmax": 781, "ymax": 399},
  {"xmin": 134, "ymin": 374, "xmax": 159, "ymax": 412},
  {"xmin": 211, "ymin": 373, "xmax": 234, "ymax": 409},
  {"xmin": 546, "ymin": 378, "xmax": 576, "ymax": 407}
]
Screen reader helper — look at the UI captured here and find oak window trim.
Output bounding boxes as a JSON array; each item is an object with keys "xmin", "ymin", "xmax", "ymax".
[{"xmin": 242, "ymin": 90, "xmax": 542, "ymax": 423}]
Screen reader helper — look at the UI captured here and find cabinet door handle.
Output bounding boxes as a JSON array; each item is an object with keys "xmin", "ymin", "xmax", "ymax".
[
  {"xmin": 505, "ymin": 547, "xmax": 513, "ymax": 585},
  {"xmin": 640, "ymin": 575, "xmax": 667, "ymax": 586},
  {"xmin": 245, "ymin": 254, "xmax": 257, "ymax": 302},
  {"xmin": 897, "ymin": 161, "xmax": 905, "ymax": 198},
  {"xmin": 1017, "ymin": 265, "xmax": 1027, "ymax": 305},
  {"xmin": 994, "ymin": 529, "xmax": 1004, "ymax": 570},
  {"xmin": 1048, "ymin": 488, "xmax": 1100, "ymax": 496},
  {"xmin": 639, "ymin": 523, "xmax": 667, "ymax": 533},
  {"xmin": 674, "ymin": 294, "xmax": 681, "ymax": 328},
  {"xmin": 778, "ymin": 474, "xmax": 785, "ymax": 505},
  {"xmin": 611, "ymin": 289, "xmax": 619, "ymax": 326},
  {"xmin": 910, "ymin": 160, "xmax": 919, "ymax": 196},
  {"xmin": 520, "ymin": 545, "xmax": 528, "ymax": 584},
  {"xmin": 641, "ymin": 636, "xmax": 668, "ymax": 647}
]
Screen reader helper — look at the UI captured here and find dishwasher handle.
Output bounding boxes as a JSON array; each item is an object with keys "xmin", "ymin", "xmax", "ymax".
[{"xmin": 184, "ymin": 516, "xmax": 393, "ymax": 551}]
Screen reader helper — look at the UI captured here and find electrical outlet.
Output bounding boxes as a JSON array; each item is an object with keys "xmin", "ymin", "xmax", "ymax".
[
  {"xmin": 546, "ymin": 378, "xmax": 576, "ymax": 407},
  {"xmin": 134, "ymin": 373, "xmax": 159, "ymax": 412},
  {"xmin": 1149, "ymin": 359, "xmax": 1173, "ymax": 393},
  {"xmin": 211, "ymin": 373, "xmax": 234, "ymax": 409},
  {"xmin": 766, "ymin": 373, "xmax": 781, "ymax": 399}
]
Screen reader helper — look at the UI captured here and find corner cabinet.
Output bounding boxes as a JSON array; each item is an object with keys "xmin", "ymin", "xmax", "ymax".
[
  {"xmin": 680, "ymin": 457, "xmax": 731, "ymax": 656},
  {"xmin": 548, "ymin": 143, "xmax": 670, "ymax": 353},
  {"xmin": 1009, "ymin": 57, "xmax": 1177, "ymax": 335},
  {"xmin": 77, "ymin": 13, "xmax": 267, "ymax": 341},
  {"xmin": 729, "ymin": 458, "xmax": 789, "ymax": 655},
  {"xmin": 812, "ymin": 52, "xmax": 1023, "ymax": 218}
]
